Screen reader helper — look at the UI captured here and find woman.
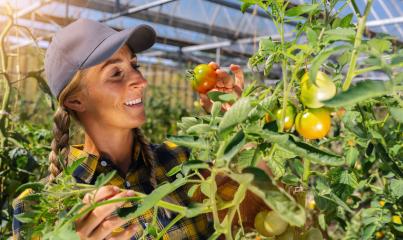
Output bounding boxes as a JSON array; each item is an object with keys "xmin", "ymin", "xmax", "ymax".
[{"xmin": 12, "ymin": 18, "xmax": 254, "ymax": 239}]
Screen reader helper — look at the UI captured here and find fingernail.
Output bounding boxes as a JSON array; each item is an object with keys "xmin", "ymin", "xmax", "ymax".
[
  {"xmin": 113, "ymin": 186, "xmax": 120, "ymax": 192},
  {"xmin": 126, "ymin": 190, "xmax": 135, "ymax": 196}
]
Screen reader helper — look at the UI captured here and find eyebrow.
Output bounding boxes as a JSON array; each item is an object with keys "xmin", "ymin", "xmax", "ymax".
[{"xmin": 100, "ymin": 53, "xmax": 137, "ymax": 71}]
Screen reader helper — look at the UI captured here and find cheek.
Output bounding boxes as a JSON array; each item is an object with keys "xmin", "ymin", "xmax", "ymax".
[{"xmin": 87, "ymin": 84, "xmax": 122, "ymax": 112}]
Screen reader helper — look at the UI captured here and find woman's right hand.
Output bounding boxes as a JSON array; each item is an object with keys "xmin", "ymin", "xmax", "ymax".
[{"xmin": 75, "ymin": 185, "xmax": 139, "ymax": 240}]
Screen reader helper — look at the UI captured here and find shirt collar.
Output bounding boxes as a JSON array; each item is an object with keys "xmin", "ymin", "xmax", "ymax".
[{"xmin": 67, "ymin": 133, "xmax": 142, "ymax": 184}]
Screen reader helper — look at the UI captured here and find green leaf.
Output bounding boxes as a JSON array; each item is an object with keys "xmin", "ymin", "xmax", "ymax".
[
  {"xmin": 16, "ymin": 182, "xmax": 44, "ymax": 195},
  {"xmin": 240, "ymin": 3, "xmax": 253, "ymax": 13},
  {"xmin": 339, "ymin": 170, "xmax": 358, "ymax": 188},
  {"xmin": 65, "ymin": 157, "xmax": 86, "ymax": 175},
  {"xmin": 187, "ymin": 184, "xmax": 199, "ymax": 198},
  {"xmin": 207, "ymin": 92, "xmax": 237, "ymax": 103},
  {"xmin": 324, "ymin": 28, "xmax": 355, "ymax": 42},
  {"xmin": 368, "ymin": 38, "xmax": 392, "ymax": 54},
  {"xmin": 390, "ymin": 107, "xmax": 403, "ymax": 123},
  {"xmin": 14, "ymin": 211, "xmax": 40, "ymax": 223},
  {"xmin": 166, "ymin": 165, "xmax": 182, "ymax": 177},
  {"xmin": 181, "ymin": 160, "xmax": 209, "ymax": 175},
  {"xmin": 186, "ymin": 124, "xmax": 211, "ymax": 135},
  {"xmin": 167, "ymin": 135, "xmax": 209, "ymax": 150},
  {"xmin": 211, "ymin": 102, "xmax": 222, "ymax": 118},
  {"xmin": 128, "ymin": 178, "xmax": 187, "ymax": 219},
  {"xmin": 309, "ymin": 45, "xmax": 351, "ymax": 85},
  {"xmin": 340, "ymin": 13, "xmax": 354, "ymax": 27},
  {"xmin": 390, "ymin": 179, "xmax": 403, "ymax": 199},
  {"xmin": 94, "ymin": 171, "xmax": 116, "ymax": 188},
  {"xmin": 345, "ymin": 147, "xmax": 359, "ymax": 167},
  {"xmin": 285, "ymin": 4, "xmax": 319, "ymax": 17},
  {"xmin": 221, "ymin": 130, "xmax": 246, "ymax": 162},
  {"xmin": 178, "ymin": 117, "xmax": 199, "ymax": 131},
  {"xmin": 218, "ymin": 97, "xmax": 252, "ymax": 136},
  {"xmin": 306, "ymin": 27, "xmax": 318, "ymax": 45},
  {"xmin": 245, "ymin": 129, "xmax": 344, "ymax": 166},
  {"xmin": 324, "ymin": 80, "xmax": 393, "ymax": 107},
  {"xmin": 268, "ymin": 147, "xmax": 296, "ymax": 179}
]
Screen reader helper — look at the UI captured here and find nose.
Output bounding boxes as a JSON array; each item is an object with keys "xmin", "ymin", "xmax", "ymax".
[{"xmin": 127, "ymin": 71, "xmax": 147, "ymax": 89}]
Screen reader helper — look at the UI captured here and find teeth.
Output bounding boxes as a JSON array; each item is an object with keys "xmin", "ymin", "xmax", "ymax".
[{"xmin": 125, "ymin": 98, "xmax": 142, "ymax": 106}]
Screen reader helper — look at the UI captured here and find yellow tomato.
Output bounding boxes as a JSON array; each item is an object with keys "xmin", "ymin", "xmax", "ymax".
[
  {"xmin": 392, "ymin": 215, "xmax": 402, "ymax": 225},
  {"xmin": 295, "ymin": 108, "xmax": 331, "ymax": 140},
  {"xmin": 300, "ymin": 71, "xmax": 336, "ymax": 108}
]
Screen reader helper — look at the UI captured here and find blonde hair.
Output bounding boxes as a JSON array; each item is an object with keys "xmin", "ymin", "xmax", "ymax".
[{"xmin": 47, "ymin": 70, "xmax": 157, "ymax": 188}]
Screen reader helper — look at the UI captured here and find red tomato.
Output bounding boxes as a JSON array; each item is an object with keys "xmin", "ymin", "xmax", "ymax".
[{"xmin": 191, "ymin": 64, "xmax": 217, "ymax": 94}]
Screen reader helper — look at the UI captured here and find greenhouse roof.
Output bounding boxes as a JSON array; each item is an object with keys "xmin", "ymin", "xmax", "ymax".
[{"xmin": 1, "ymin": 0, "xmax": 402, "ymax": 67}]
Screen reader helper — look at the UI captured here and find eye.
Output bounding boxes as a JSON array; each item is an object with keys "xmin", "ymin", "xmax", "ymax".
[
  {"xmin": 131, "ymin": 63, "xmax": 141, "ymax": 70},
  {"xmin": 111, "ymin": 69, "xmax": 123, "ymax": 78}
]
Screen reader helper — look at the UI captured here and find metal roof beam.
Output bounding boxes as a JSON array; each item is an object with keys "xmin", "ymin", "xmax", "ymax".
[
  {"xmin": 366, "ymin": 16, "xmax": 403, "ymax": 27},
  {"xmin": 56, "ymin": 0, "xmax": 254, "ymax": 40},
  {"xmin": 100, "ymin": 0, "xmax": 177, "ymax": 22}
]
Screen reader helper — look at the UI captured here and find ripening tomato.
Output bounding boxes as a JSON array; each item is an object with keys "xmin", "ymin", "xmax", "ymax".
[
  {"xmin": 295, "ymin": 108, "xmax": 331, "ymax": 140},
  {"xmin": 191, "ymin": 64, "xmax": 217, "ymax": 93},
  {"xmin": 276, "ymin": 104, "xmax": 296, "ymax": 131},
  {"xmin": 300, "ymin": 71, "xmax": 336, "ymax": 108},
  {"xmin": 254, "ymin": 210, "xmax": 289, "ymax": 237}
]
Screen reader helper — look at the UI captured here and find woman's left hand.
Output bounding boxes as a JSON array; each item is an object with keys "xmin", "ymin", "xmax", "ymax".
[{"xmin": 199, "ymin": 62, "xmax": 244, "ymax": 113}]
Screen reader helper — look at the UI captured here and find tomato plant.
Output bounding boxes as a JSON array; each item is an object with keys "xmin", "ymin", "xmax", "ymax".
[{"xmin": 189, "ymin": 63, "xmax": 217, "ymax": 94}]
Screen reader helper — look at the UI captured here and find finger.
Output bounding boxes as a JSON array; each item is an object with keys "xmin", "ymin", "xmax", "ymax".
[
  {"xmin": 89, "ymin": 216, "xmax": 128, "ymax": 240},
  {"xmin": 77, "ymin": 186, "xmax": 121, "ymax": 226},
  {"xmin": 230, "ymin": 64, "xmax": 244, "ymax": 90},
  {"xmin": 230, "ymin": 65, "xmax": 244, "ymax": 97},
  {"xmin": 83, "ymin": 186, "xmax": 121, "ymax": 204},
  {"xmin": 208, "ymin": 61, "xmax": 219, "ymax": 70},
  {"xmin": 76, "ymin": 190, "xmax": 135, "ymax": 237},
  {"xmin": 107, "ymin": 224, "xmax": 139, "ymax": 240},
  {"xmin": 199, "ymin": 93, "xmax": 213, "ymax": 113},
  {"xmin": 216, "ymin": 69, "xmax": 233, "ymax": 89}
]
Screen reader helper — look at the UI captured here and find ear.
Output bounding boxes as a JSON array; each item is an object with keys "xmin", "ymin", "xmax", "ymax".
[{"xmin": 63, "ymin": 92, "xmax": 86, "ymax": 112}]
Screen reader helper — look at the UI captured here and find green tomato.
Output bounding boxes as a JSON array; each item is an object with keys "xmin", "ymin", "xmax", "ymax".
[
  {"xmin": 276, "ymin": 104, "xmax": 296, "ymax": 131},
  {"xmin": 300, "ymin": 71, "xmax": 336, "ymax": 108},
  {"xmin": 264, "ymin": 211, "xmax": 289, "ymax": 236},
  {"xmin": 254, "ymin": 210, "xmax": 289, "ymax": 237}
]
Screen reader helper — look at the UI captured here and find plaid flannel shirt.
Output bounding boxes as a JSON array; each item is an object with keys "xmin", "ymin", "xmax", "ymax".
[{"xmin": 12, "ymin": 140, "xmax": 215, "ymax": 239}]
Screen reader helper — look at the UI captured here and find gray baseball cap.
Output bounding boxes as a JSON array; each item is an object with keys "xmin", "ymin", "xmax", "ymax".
[{"xmin": 45, "ymin": 18, "xmax": 156, "ymax": 99}]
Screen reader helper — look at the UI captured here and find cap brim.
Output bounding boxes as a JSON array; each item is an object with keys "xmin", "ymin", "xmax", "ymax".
[{"xmin": 81, "ymin": 24, "xmax": 156, "ymax": 69}]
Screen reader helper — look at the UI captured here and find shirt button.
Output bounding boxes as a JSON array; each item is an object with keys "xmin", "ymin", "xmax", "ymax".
[
  {"xmin": 125, "ymin": 181, "xmax": 131, "ymax": 188},
  {"xmin": 100, "ymin": 160, "xmax": 107, "ymax": 167}
]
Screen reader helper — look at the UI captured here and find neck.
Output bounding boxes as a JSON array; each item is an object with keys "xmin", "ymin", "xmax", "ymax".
[{"xmin": 83, "ymin": 126, "xmax": 134, "ymax": 175}]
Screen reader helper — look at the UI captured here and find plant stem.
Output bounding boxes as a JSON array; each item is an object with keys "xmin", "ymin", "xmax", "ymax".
[
  {"xmin": 279, "ymin": 14, "xmax": 289, "ymax": 133},
  {"xmin": 342, "ymin": 0, "xmax": 373, "ymax": 91},
  {"xmin": 0, "ymin": 15, "xmax": 13, "ymax": 149},
  {"xmin": 156, "ymin": 213, "xmax": 185, "ymax": 239},
  {"xmin": 209, "ymin": 168, "xmax": 221, "ymax": 230},
  {"xmin": 303, "ymin": 158, "xmax": 311, "ymax": 185}
]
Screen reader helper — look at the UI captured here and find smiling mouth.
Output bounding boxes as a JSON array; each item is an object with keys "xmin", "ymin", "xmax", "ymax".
[{"xmin": 124, "ymin": 98, "xmax": 143, "ymax": 107}]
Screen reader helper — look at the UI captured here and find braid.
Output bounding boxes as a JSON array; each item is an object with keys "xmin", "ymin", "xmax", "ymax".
[
  {"xmin": 133, "ymin": 128, "xmax": 157, "ymax": 189},
  {"xmin": 48, "ymin": 106, "xmax": 70, "ymax": 182}
]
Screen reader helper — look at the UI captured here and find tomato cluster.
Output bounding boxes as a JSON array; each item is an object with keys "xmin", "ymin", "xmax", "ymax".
[{"xmin": 264, "ymin": 71, "xmax": 336, "ymax": 140}]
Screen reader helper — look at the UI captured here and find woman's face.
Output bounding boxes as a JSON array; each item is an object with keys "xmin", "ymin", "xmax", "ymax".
[{"xmin": 79, "ymin": 45, "xmax": 147, "ymax": 129}]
